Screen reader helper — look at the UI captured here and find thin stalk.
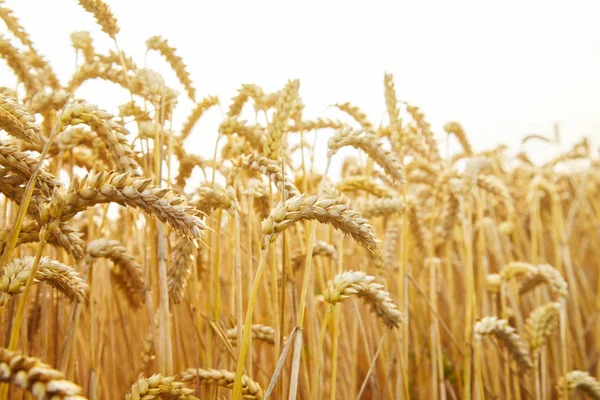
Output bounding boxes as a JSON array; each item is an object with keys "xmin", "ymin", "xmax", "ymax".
[
  {"xmin": 329, "ymin": 237, "xmax": 344, "ymax": 400},
  {"xmin": 232, "ymin": 247, "xmax": 269, "ymax": 400},
  {"xmin": 311, "ymin": 304, "xmax": 335, "ymax": 398},
  {"xmin": 234, "ymin": 209, "xmax": 243, "ymax": 359}
]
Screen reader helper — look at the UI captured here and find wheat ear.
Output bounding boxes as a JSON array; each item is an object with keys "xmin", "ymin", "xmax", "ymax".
[
  {"xmin": 0, "ymin": 93, "xmax": 45, "ymax": 148},
  {"xmin": 444, "ymin": 121, "xmax": 473, "ymax": 155},
  {"xmin": 328, "ymin": 128, "xmax": 404, "ymax": 182},
  {"xmin": 557, "ymin": 371, "xmax": 600, "ymax": 400},
  {"xmin": 59, "ymin": 100, "xmax": 140, "ymax": 174},
  {"xmin": 228, "ymin": 153, "xmax": 300, "ymax": 199},
  {"xmin": 0, "ymin": 347, "xmax": 86, "ymax": 399},
  {"xmin": 263, "ymin": 79, "xmax": 300, "ymax": 160},
  {"xmin": 526, "ymin": 302, "xmax": 560, "ymax": 356},
  {"xmin": 146, "ymin": 35, "xmax": 196, "ymax": 100},
  {"xmin": 85, "ymin": 239, "xmax": 146, "ymax": 308},
  {"xmin": 166, "ymin": 236, "xmax": 196, "ymax": 305},
  {"xmin": 0, "ymin": 36, "xmax": 41, "ymax": 98},
  {"xmin": 474, "ymin": 316, "xmax": 533, "ymax": 369},
  {"xmin": 323, "ymin": 270, "xmax": 402, "ymax": 328},
  {"xmin": 357, "ymin": 198, "xmax": 406, "ymax": 218},
  {"xmin": 77, "ymin": 0, "xmax": 120, "ymax": 39},
  {"xmin": 519, "ymin": 264, "xmax": 568, "ymax": 300},
  {"xmin": 180, "ymin": 95, "xmax": 219, "ymax": 140},
  {"xmin": 59, "ymin": 171, "xmax": 206, "ymax": 238},
  {"xmin": 262, "ymin": 194, "xmax": 381, "ymax": 253},
  {"xmin": 125, "ymin": 373, "xmax": 194, "ymax": 400},
  {"xmin": 177, "ymin": 368, "xmax": 264, "ymax": 399},
  {"xmin": 0, "ymin": 256, "xmax": 87, "ymax": 306},
  {"xmin": 336, "ymin": 175, "xmax": 394, "ymax": 198},
  {"xmin": 226, "ymin": 324, "xmax": 275, "ymax": 345},
  {"xmin": 70, "ymin": 31, "xmax": 95, "ymax": 63},
  {"xmin": 291, "ymin": 240, "xmax": 338, "ymax": 271}
]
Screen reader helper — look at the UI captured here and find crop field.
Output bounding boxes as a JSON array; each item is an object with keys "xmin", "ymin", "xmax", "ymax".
[{"xmin": 0, "ymin": 1, "xmax": 598, "ymax": 399}]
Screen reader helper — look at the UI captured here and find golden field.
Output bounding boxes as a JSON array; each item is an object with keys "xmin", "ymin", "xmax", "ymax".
[{"xmin": 0, "ymin": 1, "xmax": 598, "ymax": 399}]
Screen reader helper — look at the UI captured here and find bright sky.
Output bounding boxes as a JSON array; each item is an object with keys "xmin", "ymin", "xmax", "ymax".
[{"xmin": 3, "ymin": 0, "xmax": 600, "ymax": 169}]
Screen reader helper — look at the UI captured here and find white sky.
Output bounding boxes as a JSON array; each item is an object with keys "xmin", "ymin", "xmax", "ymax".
[{"xmin": 3, "ymin": 0, "xmax": 600, "ymax": 170}]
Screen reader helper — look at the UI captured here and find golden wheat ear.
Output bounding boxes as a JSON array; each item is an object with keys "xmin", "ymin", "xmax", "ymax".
[
  {"xmin": 0, "ymin": 347, "xmax": 86, "ymax": 399},
  {"xmin": 323, "ymin": 270, "xmax": 403, "ymax": 329}
]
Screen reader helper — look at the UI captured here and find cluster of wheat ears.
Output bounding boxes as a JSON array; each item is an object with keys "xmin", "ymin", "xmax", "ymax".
[{"xmin": 0, "ymin": 1, "xmax": 598, "ymax": 399}]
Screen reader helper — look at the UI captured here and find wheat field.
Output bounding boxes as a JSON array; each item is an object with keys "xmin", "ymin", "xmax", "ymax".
[{"xmin": 0, "ymin": 1, "xmax": 598, "ymax": 399}]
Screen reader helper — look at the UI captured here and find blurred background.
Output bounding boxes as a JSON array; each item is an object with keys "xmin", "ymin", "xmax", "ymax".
[{"xmin": 2, "ymin": 0, "xmax": 600, "ymax": 170}]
